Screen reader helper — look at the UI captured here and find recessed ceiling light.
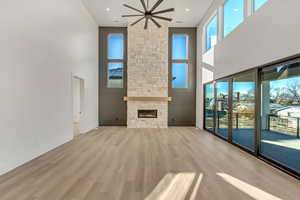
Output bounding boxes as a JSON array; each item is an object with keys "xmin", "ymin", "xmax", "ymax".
[
  {"xmin": 185, "ymin": 8, "xmax": 190, "ymax": 12},
  {"xmin": 106, "ymin": 8, "xmax": 110, "ymax": 12}
]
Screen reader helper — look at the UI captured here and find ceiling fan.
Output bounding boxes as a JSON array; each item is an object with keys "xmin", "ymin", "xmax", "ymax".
[{"xmin": 122, "ymin": 0, "xmax": 175, "ymax": 29}]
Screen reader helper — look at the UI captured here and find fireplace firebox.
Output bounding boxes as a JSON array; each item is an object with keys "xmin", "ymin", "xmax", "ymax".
[{"xmin": 138, "ymin": 110, "xmax": 158, "ymax": 118}]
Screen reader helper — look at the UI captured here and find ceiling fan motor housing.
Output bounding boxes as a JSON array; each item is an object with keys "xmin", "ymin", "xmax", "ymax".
[{"xmin": 122, "ymin": 0, "xmax": 175, "ymax": 29}]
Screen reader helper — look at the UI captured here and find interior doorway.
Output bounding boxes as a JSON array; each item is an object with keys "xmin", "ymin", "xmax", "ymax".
[{"xmin": 72, "ymin": 76, "xmax": 84, "ymax": 137}]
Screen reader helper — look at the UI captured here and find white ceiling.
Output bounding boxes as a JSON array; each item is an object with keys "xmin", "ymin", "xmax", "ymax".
[{"xmin": 82, "ymin": 0, "xmax": 214, "ymax": 27}]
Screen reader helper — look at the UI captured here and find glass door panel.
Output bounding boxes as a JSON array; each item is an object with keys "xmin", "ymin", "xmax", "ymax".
[
  {"xmin": 216, "ymin": 80, "xmax": 230, "ymax": 139},
  {"xmin": 232, "ymin": 72, "xmax": 256, "ymax": 151},
  {"xmin": 204, "ymin": 83, "xmax": 215, "ymax": 131},
  {"xmin": 260, "ymin": 60, "xmax": 300, "ymax": 173}
]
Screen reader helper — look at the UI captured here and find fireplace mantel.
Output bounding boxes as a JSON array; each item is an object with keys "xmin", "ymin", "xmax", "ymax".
[{"xmin": 124, "ymin": 97, "xmax": 172, "ymax": 102}]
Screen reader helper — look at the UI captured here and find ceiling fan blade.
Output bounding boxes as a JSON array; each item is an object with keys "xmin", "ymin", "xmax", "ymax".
[
  {"xmin": 150, "ymin": 0, "xmax": 164, "ymax": 12},
  {"xmin": 131, "ymin": 16, "xmax": 145, "ymax": 26},
  {"xmin": 123, "ymin": 4, "xmax": 144, "ymax": 14},
  {"xmin": 152, "ymin": 8, "xmax": 175, "ymax": 15},
  {"xmin": 140, "ymin": 0, "xmax": 147, "ymax": 11},
  {"xmin": 144, "ymin": 18, "xmax": 149, "ymax": 29},
  {"xmin": 152, "ymin": 15, "xmax": 173, "ymax": 22},
  {"xmin": 122, "ymin": 14, "xmax": 144, "ymax": 17},
  {"xmin": 150, "ymin": 17, "xmax": 161, "ymax": 28}
]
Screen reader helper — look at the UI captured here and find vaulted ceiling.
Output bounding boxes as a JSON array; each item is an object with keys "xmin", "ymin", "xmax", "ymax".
[{"xmin": 83, "ymin": 0, "xmax": 214, "ymax": 27}]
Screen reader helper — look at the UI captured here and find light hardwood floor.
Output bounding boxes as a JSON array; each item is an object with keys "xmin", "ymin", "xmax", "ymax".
[{"xmin": 0, "ymin": 127, "xmax": 299, "ymax": 200}]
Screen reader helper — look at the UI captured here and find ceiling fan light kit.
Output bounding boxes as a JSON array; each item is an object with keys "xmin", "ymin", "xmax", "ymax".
[{"xmin": 122, "ymin": 0, "xmax": 175, "ymax": 29}]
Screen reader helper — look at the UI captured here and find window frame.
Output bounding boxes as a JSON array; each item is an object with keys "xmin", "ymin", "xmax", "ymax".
[
  {"xmin": 253, "ymin": 0, "xmax": 268, "ymax": 12},
  {"xmin": 203, "ymin": 10, "xmax": 219, "ymax": 53},
  {"xmin": 205, "ymin": 15, "xmax": 218, "ymax": 52},
  {"xmin": 202, "ymin": 0, "xmax": 271, "ymax": 56},
  {"xmin": 107, "ymin": 33, "xmax": 124, "ymax": 60},
  {"xmin": 171, "ymin": 33, "xmax": 190, "ymax": 89},
  {"xmin": 106, "ymin": 33, "xmax": 125, "ymax": 89},
  {"xmin": 223, "ymin": 0, "xmax": 246, "ymax": 37},
  {"xmin": 172, "ymin": 34, "xmax": 189, "ymax": 60}
]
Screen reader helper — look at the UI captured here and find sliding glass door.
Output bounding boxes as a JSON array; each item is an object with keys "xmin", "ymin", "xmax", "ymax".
[
  {"xmin": 204, "ymin": 72, "xmax": 256, "ymax": 147},
  {"xmin": 216, "ymin": 80, "xmax": 230, "ymax": 139},
  {"xmin": 260, "ymin": 59, "xmax": 300, "ymax": 173},
  {"xmin": 203, "ymin": 58, "xmax": 300, "ymax": 177},
  {"xmin": 232, "ymin": 72, "xmax": 256, "ymax": 151}
]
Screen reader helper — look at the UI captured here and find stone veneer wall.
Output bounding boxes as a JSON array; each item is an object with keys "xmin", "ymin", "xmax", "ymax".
[{"xmin": 127, "ymin": 22, "xmax": 169, "ymax": 128}]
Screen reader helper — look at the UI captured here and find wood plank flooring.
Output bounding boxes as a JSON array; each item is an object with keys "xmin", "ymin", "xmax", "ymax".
[{"xmin": 0, "ymin": 127, "xmax": 299, "ymax": 200}]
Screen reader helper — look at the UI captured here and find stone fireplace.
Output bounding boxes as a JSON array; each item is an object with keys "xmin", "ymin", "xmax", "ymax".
[{"xmin": 127, "ymin": 22, "xmax": 169, "ymax": 128}]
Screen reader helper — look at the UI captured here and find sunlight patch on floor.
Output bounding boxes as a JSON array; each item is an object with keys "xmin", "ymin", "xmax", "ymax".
[
  {"xmin": 217, "ymin": 173, "xmax": 282, "ymax": 200},
  {"xmin": 189, "ymin": 174, "xmax": 203, "ymax": 200},
  {"xmin": 145, "ymin": 173, "xmax": 203, "ymax": 200}
]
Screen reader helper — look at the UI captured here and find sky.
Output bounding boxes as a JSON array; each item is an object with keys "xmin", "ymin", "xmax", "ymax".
[
  {"xmin": 207, "ymin": 76, "xmax": 300, "ymax": 98},
  {"xmin": 172, "ymin": 63, "xmax": 188, "ymax": 88},
  {"xmin": 172, "ymin": 35, "xmax": 188, "ymax": 60},
  {"xmin": 217, "ymin": 82, "xmax": 229, "ymax": 95},
  {"xmin": 254, "ymin": 0, "xmax": 268, "ymax": 11},
  {"xmin": 233, "ymin": 82, "xmax": 254, "ymax": 94},
  {"xmin": 269, "ymin": 77, "xmax": 300, "ymax": 89},
  {"xmin": 224, "ymin": 0, "xmax": 244, "ymax": 37},
  {"xmin": 108, "ymin": 34, "xmax": 124, "ymax": 59},
  {"xmin": 172, "ymin": 35, "xmax": 189, "ymax": 88},
  {"xmin": 206, "ymin": 16, "xmax": 217, "ymax": 51}
]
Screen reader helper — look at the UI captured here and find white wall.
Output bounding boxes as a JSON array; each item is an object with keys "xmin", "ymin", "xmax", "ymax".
[
  {"xmin": 214, "ymin": 0, "xmax": 300, "ymax": 79},
  {"xmin": 196, "ymin": 0, "xmax": 300, "ymax": 128},
  {"xmin": 0, "ymin": 0, "xmax": 98, "ymax": 175}
]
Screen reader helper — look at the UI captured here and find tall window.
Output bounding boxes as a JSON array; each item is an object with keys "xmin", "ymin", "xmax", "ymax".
[
  {"xmin": 108, "ymin": 34, "xmax": 124, "ymax": 60},
  {"xmin": 107, "ymin": 63, "xmax": 124, "ymax": 88},
  {"xmin": 254, "ymin": 0, "xmax": 268, "ymax": 11},
  {"xmin": 107, "ymin": 34, "xmax": 124, "ymax": 88},
  {"xmin": 172, "ymin": 35, "xmax": 189, "ymax": 88},
  {"xmin": 205, "ymin": 16, "xmax": 218, "ymax": 52},
  {"xmin": 172, "ymin": 35, "xmax": 188, "ymax": 60},
  {"xmin": 223, "ymin": 0, "xmax": 244, "ymax": 37}
]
